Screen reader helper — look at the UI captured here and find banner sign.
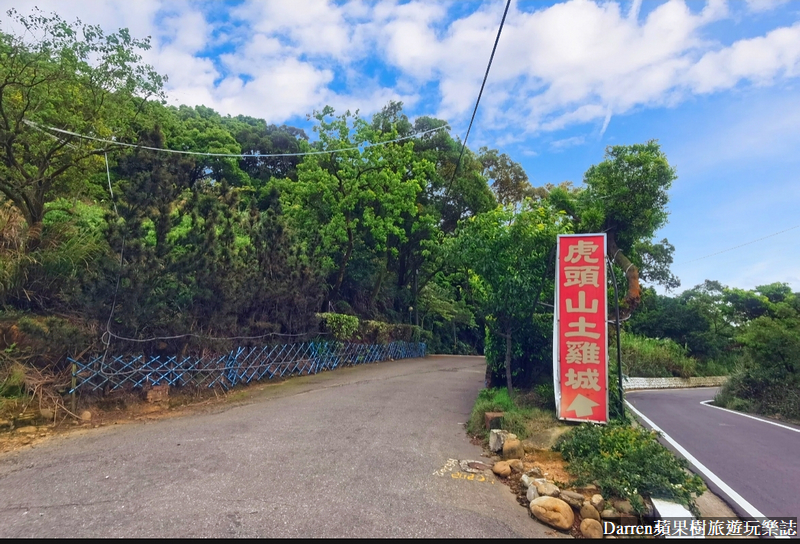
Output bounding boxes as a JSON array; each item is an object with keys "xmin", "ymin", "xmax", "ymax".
[{"xmin": 553, "ymin": 233, "xmax": 608, "ymax": 423}]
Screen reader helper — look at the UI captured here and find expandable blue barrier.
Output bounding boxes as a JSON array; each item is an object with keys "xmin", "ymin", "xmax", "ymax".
[{"xmin": 68, "ymin": 341, "xmax": 426, "ymax": 393}]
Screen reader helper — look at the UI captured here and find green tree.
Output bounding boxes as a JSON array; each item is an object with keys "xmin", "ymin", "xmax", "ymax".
[
  {"xmin": 453, "ymin": 203, "xmax": 567, "ymax": 393},
  {"xmin": 282, "ymin": 106, "xmax": 433, "ymax": 309},
  {"xmin": 478, "ymin": 147, "xmax": 534, "ymax": 206},
  {"xmin": 562, "ymin": 141, "xmax": 678, "ymax": 313},
  {"xmin": 0, "ymin": 8, "xmax": 164, "ymax": 250}
]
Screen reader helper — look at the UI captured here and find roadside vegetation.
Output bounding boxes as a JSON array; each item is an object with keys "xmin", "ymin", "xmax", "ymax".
[
  {"xmin": 629, "ymin": 281, "xmax": 800, "ymax": 420},
  {"xmin": 553, "ymin": 423, "xmax": 706, "ymax": 514},
  {"xmin": 466, "ymin": 387, "xmax": 557, "ymax": 440}
]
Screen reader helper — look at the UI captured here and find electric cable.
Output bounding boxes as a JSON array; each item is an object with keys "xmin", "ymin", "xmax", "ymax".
[
  {"xmin": 22, "ymin": 119, "xmax": 447, "ymax": 158},
  {"xmin": 678, "ymin": 224, "xmax": 800, "ymax": 265},
  {"xmin": 446, "ymin": 0, "xmax": 512, "ymax": 195}
]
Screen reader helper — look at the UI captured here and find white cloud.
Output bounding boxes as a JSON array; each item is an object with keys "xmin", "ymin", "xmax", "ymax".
[
  {"xmin": 687, "ymin": 22, "xmax": 800, "ymax": 93},
  {"xmin": 550, "ymin": 135, "xmax": 586, "ymax": 150},
  {"xmin": 745, "ymin": 0, "xmax": 790, "ymax": 13},
  {"xmin": 2, "ymin": 0, "xmax": 800, "ymax": 136}
]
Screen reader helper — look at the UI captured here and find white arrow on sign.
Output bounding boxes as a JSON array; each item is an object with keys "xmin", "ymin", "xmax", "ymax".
[{"xmin": 566, "ymin": 394, "xmax": 599, "ymax": 417}]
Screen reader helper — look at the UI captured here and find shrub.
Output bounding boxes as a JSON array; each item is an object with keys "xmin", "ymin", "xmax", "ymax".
[
  {"xmin": 317, "ymin": 312, "xmax": 359, "ymax": 341},
  {"xmin": 715, "ymin": 316, "xmax": 800, "ymax": 421},
  {"xmin": 610, "ymin": 332, "xmax": 696, "ymax": 378},
  {"xmin": 554, "ymin": 423, "xmax": 705, "ymax": 513}
]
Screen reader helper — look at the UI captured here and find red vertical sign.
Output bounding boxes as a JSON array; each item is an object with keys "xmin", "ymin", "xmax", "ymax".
[{"xmin": 553, "ymin": 234, "xmax": 608, "ymax": 423}]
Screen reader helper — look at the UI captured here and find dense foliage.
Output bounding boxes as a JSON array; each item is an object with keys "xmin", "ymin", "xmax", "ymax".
[{"xmin": 554, "ymin": 423, "xmax": 706, "ymax": 513}]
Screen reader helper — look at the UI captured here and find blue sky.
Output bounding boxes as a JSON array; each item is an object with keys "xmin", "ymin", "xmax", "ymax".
[{"xmin": 2, "ymin": 0, "xmax": 798, "ymax": 293}]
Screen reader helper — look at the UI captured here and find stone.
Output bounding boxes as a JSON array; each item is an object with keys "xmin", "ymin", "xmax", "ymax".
[
  {"xmin": 492, "ymin": 461, "xmax": 511, "ymax": 477},
  {"xmin": 590, "ymin": 494, "xmax": 604, "ymax": 511},
  {"xmin": 489, "ymin": 429, "xmax": 510, "ymax": 453},
  {"xmin": 529, "ymin": 496, "xmax": 574, "ymax": 531},
  {"xmin": 580, "ymin": 502, "xmax": 601, "ymax": 522},
  {"xmin": 484, "ymin": 411, "xmax": 504, "ymax": 430},
  {"xmin": 612, "ymin": 499, "xmax": 634, "ymax": 514},
  {"xmin": 39, "ymin": 408, "xmax": 55, "ymax": 421},
  {"xmin": 502, "ymin": 438, "xmax": 524, "ymax": 460},
  {"xmin": 15, "ymin": 425, "xmax": 37, "ymax": 434},
  {"xmin": 520, "ymin": 474, "xmax": 533, "ymax": 488},
  {"xmin": 580, "ymin": 518, "xmax": 603, "ymax": 539},
  {"xmin": 525, "ymin": 466, "xmax": 544, "ymax": 478},
  {"xmin": 508, "ymin": 459, "xmax": 524, "ymax": 473},
  {"xmin": 520, "ymin": 438, "xmax": 538, "ymax": 453},
  {"xmin": 79, "ymin": 410, "xmax": 92, "ymax": 422},
  {"xmin": 535, "ymin": 480, "xmax": 560, "ymax": 498},
  {"xmin": 527, "ymin": 485, "xmax": 539, "ymax": 502},
  {"xmin": 601, "ymin": 508, "xmax": 617, "ymax": 519},
  {"xmin": 0, "ymin": 419, "xmax": 12, "ymax": 431},
  {"xmin": 560, "ymin": 490, "xmax": 584, "ymax": 509},
  {"xmin": 145, "ymin": 384, "xmax": 169, "ymax": 403},
  {"xmin": 460, "ymin": 460, "xmax": 492, "ymax": 473}
]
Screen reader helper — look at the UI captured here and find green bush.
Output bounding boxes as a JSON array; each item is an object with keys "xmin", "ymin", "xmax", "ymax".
[
  {"xmin": 715, "ymin": 316, "xmax": 800, "ymax": 421},
  {"xmin": 317, "ymin": 312, "xmax": 359, "ymax": 341},
  {"xmin": 554, "ymin": 423, "xmax": 705, "ymax": 513},
  {"xmin": 610, "ymin": 332, "xmax": 696, "ymax": 378}
]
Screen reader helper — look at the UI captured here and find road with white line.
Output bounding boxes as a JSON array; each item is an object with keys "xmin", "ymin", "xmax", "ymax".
[{"xmin": 626, "ymin": 387, "xmax": 800, "ymax": 520}]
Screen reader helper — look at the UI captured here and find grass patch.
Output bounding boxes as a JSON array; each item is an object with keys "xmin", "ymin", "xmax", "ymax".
[
  {"xmin": 554, "ymin": 423, "xmax": 706, "ymax": 514},
  {"xmin": 467, "ymin": 387, "xmax": 558, "ymax": 440}
]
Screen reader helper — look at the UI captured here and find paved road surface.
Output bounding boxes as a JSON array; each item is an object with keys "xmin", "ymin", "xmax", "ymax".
[
  {"xmin": 626, "ymin": 387, "xmax": 800, "ymax": 520},
  {"xmin": 0, "ymin": 355, "xmax": 553, "ymax": 538}
]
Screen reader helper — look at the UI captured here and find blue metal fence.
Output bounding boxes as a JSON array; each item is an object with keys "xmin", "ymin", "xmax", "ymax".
[{"xmin": 68, "ymin": 340, "xmax": 426, "ymax": 394}]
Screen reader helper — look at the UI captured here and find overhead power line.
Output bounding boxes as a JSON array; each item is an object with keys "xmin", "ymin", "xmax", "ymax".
[
  {"xmin": 22, "ymin": 119, "xmax": 447, "ymax": 158},
  {"xmin": 446, "ymin": 0, "xmax": 512, "ymax": 195},
  {"xmin": 679, "ymin": 224, "xmax": 800, "ymax": 265}
]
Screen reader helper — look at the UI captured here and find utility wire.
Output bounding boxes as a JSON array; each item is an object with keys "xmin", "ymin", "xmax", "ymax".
[
  {"xmin": 104, "ymin": 330, "xmax": 323, "ymax": 343},
  {"xmin": 678, "ymin": 224, "xmax": 800, "ymax": 265},
  {"xmin": 446, "ymin": 0, "xmax": 512, "ymax": 195},
  {"xmin": 22, "ymin": 119, "xmax": 447, "ymax": 158}
]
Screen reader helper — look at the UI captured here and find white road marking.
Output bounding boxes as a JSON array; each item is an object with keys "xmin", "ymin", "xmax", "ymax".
[
  {"xmin": 624, "ymin": 400, "xmax": 766, "ymax": 519},
  {"xmin": 699, "ymin": 400, "xmax": 800, "ymax": 434}
]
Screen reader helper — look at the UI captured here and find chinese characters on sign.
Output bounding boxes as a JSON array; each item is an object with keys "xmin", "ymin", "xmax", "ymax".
[
  {"xmin": 553, "ymin": 234, "xmax": 608, "ymax": 423},
  {"xmin": 639, "ymin": 518, "xmax": 797, "ymax": 538}
]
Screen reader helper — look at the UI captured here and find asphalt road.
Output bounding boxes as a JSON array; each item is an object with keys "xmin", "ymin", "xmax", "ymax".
[
  {"xmin": 626, "ymin": 387, "xmax": 800, "ymax": 520},
  {"xmin": 0, "ymin": 355, "xmax": 554, "ymax": 538}
]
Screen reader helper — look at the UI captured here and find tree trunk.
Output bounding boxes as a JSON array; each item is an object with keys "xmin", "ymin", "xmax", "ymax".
[
  {"xmin": 505, "ymin": 326, "xmax": 513, "ymax": 397},
  {"xmin": 413, "ymin": 268, "xmax": 419, "ymax": 327},
  {"xmin": 607, "ymin": 230, "xmax": 641, "ymax": 316},
  {"xmin": 329, "ymin": 226, "xmax": 354, "ymax": 304},
  {"xmin": 368, "ymin": 253, "xmax": 388, "ymax": 311},
  {"xmin": 25, "ymin": 221, "xmax": 43, "ymax": 252}
]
